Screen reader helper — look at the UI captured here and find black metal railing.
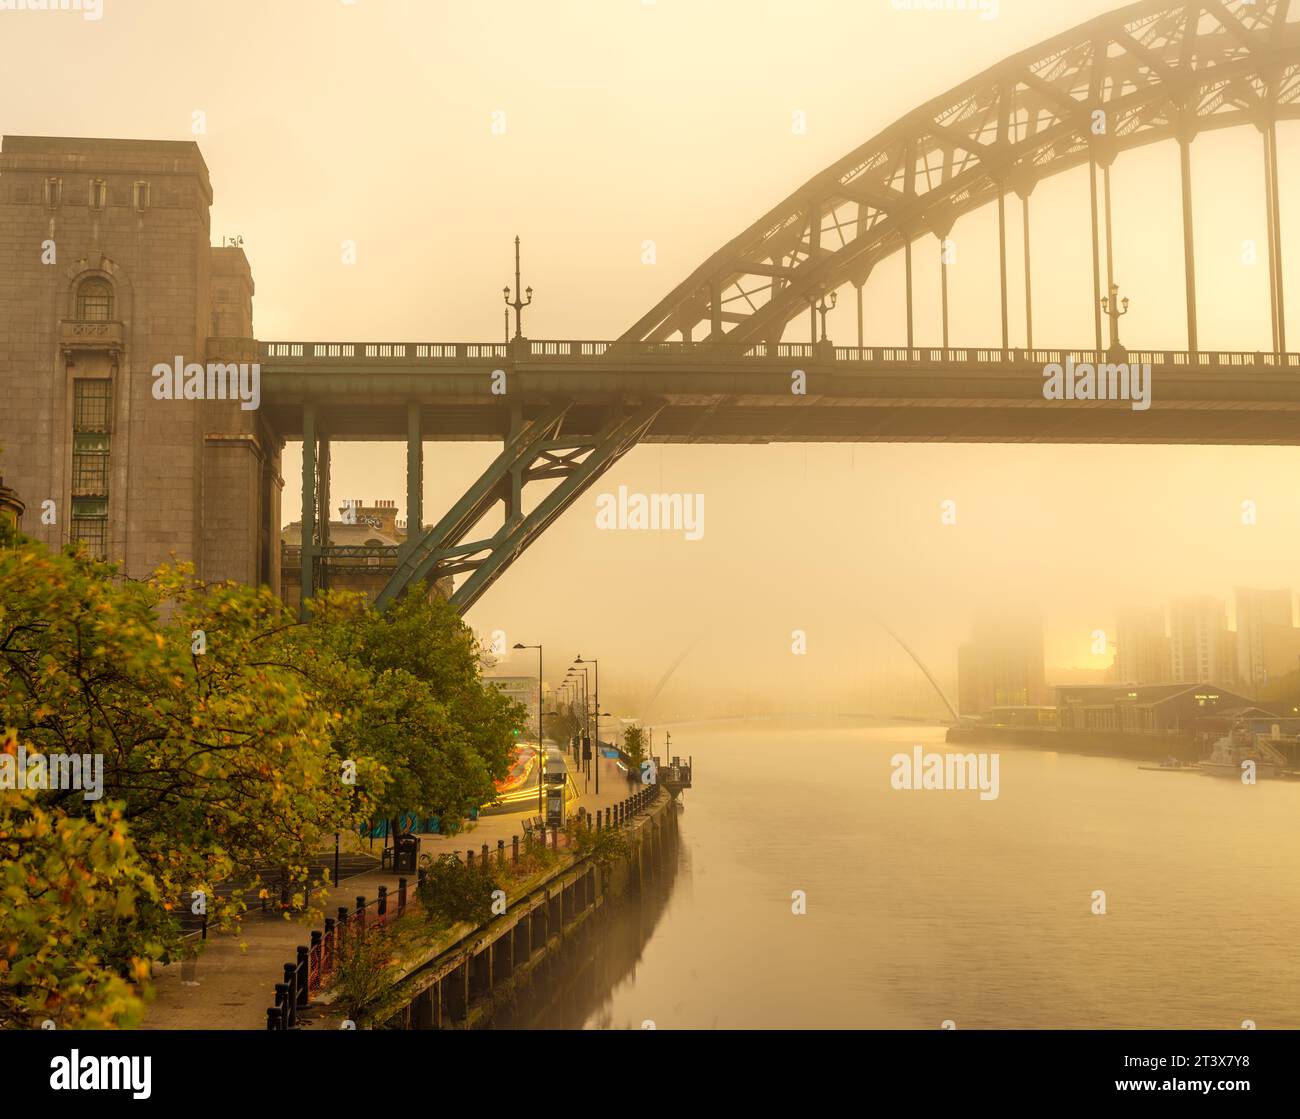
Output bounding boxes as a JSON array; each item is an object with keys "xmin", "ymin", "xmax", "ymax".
[{"xmin": 263, "ymin": 787, "xmax": 661, "ymax": 1028}]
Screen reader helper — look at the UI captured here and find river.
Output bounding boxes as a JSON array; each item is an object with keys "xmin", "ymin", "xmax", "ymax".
[{"xmin": 573, "ymin": 719, "xmax": 1300, "ymax": 1029}]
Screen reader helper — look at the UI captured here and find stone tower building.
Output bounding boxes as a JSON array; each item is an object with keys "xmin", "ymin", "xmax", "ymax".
[{"xmin": 0, "ymin": 135, "xmax": 280, "ymax": 590}]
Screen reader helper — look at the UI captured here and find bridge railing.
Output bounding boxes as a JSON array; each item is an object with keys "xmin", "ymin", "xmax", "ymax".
[{"xmin": 259, "ymin": 340, "xmax": 1300, "ymax": 369}]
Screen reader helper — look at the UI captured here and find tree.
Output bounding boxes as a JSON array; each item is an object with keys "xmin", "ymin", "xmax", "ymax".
[
  {"xmin": 304, "ymin": 587, "xmax": 522, "ymax": 830},
  {"xmin": 624, "ymin": 724, "xmax": 646, "ymax": 771},
  {"xmin": 0, "ymin": 525, "xmax": 521, "ymax": 1026},
  {"xmin": 0, "ymin": 780, "xmax": 157, "ymax": 1029},
  {"xmin": 0, "ymin": 542, "xmax": 378, "ymax": 960}
]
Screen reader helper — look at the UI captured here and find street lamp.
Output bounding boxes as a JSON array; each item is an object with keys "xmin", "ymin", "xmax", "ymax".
[
  {"xmin": 566, "ymin": 666, "xmax": 590, "ymax": 789},
  {"xmin": 1100, "ymin": 281, "xmax": 1130, "ymax": 357},
  {"xmin": 574, "ymin": 656, "xmax": 600, "ymax": 794},
  {"xmin": 808, "ymin": 282, "xmax": 837, "ymax": 344},
  {"xmin": 502, "ymin": 235, "xmax": 534, "ymax": 342},
  {"xmin": 513, "ymin": 642, "xmax": 544, "ymax": 814}
]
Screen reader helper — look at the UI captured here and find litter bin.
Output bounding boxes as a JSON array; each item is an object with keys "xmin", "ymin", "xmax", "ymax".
[{"xmin": 392, "ymin": 831, "xmax": 420, "ymax": 874}]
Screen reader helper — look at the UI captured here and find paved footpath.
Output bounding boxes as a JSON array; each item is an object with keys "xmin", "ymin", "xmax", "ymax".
[{"xmin": 144, "ymin": 751, "xmax": 638, "ymax": 1030}]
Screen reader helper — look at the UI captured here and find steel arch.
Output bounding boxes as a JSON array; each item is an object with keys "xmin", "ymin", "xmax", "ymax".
[{"xmin": 619, "ymin": 0, "xmax": 1300, "ymax": 348}]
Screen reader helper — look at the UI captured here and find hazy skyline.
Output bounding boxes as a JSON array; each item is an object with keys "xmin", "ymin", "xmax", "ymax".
[{"xmin": 6, "ymin": 0, "xmax": 1298, "ymax": 715}]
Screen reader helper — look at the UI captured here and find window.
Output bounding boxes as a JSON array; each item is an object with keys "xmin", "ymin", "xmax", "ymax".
[
  {"xmin": 70, "ymin": 510, "xmax": 108, "ymax": 560},
  {"xmin": 133, "ymin": 180, "xmax": 150, "ymax": 211},
  {"xmin": 44, "ymin": 177, "xmax": 62, "ymax": 208},
  {"xmin": 89, "ymin": 179, "xmax": 106, "ymax": 210},
  {"xmin": 72, "ymin": 433, "xmax": 110, "ymax": 496},
  {"xmin": 73, "ymin": 379, "xmax": 112, "ymax": 430},
  {"xmin": 71, "ymin": 382, "xmax": 112, "ymax": 558},
  {"xmin": 76, "ymin": 278, "xmax": 114, "ymax": 322}
]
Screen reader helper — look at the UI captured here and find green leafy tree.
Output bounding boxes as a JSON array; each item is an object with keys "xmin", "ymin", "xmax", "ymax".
[
  {"xmin": 624, "ymin": 724, "xmax": 647, "ymax": 772},
  {"xmin": 304, "ymin": 587, "xmax": 521, "ymax": 832},
  {"xmin": 0, "ymin": 783, "xmax": 157, "ymax": 1029}
]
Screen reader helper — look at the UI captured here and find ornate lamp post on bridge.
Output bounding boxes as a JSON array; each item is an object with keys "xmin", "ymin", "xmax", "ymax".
[
  {"xmin": 503, "ymin": 235, "xmax": 533, "ymax": 357},
  {"xmin": 808, "ymin": 282, "xmax": 837, "ymax": 358},
  {"xmin": 1100, "ymin": 282, "xmax": 1130, "ymax": 360}
]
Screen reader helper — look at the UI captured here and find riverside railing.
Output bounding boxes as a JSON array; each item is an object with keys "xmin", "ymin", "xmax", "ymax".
[{"xmin": 264, "ymin": 785, "xmax": 660, "ymax": 1029}]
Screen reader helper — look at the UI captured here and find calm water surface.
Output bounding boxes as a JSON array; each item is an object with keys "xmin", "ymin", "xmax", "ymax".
[{"xmin": 580, "ymin": 719, "xmax": 1300, "ymax": 1029}]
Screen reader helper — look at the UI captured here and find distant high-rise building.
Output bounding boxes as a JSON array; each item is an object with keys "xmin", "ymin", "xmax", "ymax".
[
  {"xmin": 957, "ymin": 606, "xmax": 1046, "ymax": 717},
  {"xmin": 1235, "ymin": 587, "xmax": 1299, "ymax": 693},
  {"xmin": 1114, "ymin": 605, "xmax": 1170, "ymax": 685},
  {"xmin": 1169, "ymin": 596, "xmax": 1235, "ymax": 685}
]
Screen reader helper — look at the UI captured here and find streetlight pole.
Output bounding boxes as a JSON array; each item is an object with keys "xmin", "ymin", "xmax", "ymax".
[
  {"xmin": 514, "ymin": 642, "xmax": 543, "ymax": 815},
  {"xmin": 575, "ymin": 656, "xmax": 599, "ymax": 794},
  {"xmin": 566, "ymin": 666, "xmax": 590, "ymax": 787},
  {"xmin": 502, "ymin": 235, "xmax": 534, "ymax": 342}
]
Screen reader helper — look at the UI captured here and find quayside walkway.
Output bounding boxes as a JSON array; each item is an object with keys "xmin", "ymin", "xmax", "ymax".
[{"xmin": 144, "ymin": 751, "xmax": 638, "ymax": 1030}]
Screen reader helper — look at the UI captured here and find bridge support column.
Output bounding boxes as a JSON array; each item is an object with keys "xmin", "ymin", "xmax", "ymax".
[
  {"xmin": 1020, "ymin": 189, "xmax": 1034, "ymax": 350},
  {"xmin": 904, "ymin": 236, "xmax": 914, "ymax": 349},
  {"xmin": 1089, "ymin": 153, "xmax": 1103, "ymax": 352},
  {"xmin": 1178, "ymin": 131, "xmax": 1199, "ymax": 355},
  {"xmin": 997, "ymin": 187, "xmax": 1009, "ymax": 350},
  {"xmin": 317, "ymin": 426, "xmax": 330, "ymax": 592},
  {"xmin": 299, "ymin": 403, "xmax": 316, "ymax": 621},
  {"xmin": 406, "ymin": 402, "xmax": 422, "ymax": 555},
  {"xmin": 1264, "ymin": 120, "xmax": 1286, "ymax": 354}
]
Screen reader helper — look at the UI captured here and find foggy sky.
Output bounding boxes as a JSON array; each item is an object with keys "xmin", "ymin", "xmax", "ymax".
[{"xmin": 6, "ymin": 0, "xmax": 1298, "ymax": 717}]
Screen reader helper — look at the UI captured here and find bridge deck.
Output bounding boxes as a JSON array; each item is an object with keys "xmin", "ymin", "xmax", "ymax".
[{"xmin": 258, "ymin": 341, "xmax": 1300, "ymax": 445}]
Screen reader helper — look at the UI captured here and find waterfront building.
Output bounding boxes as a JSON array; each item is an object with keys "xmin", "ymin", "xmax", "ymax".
[
  {"xmin": 1055, "ymin": 683, "xmax": 1259, "ymax": 733},
  {"xmin": 957, "ymin": 606, "xmax": 1047, "ymax": 717},
  {"xmin": 1234, "ymin": 586, "xmax": 1299, "ymax": 694},
  {"xmin": 1168, "ymin": 596, "xmax": 1236, "ymax": 685},
  {"xmin": 1113, "ymin": 605, "xmax": 1171, "ymax": 685}
]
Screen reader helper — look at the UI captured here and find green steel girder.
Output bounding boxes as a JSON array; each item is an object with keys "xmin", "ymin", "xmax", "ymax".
[{"xmin": 374, "ymin": 399, "xmax": 666, "ymax": 613}]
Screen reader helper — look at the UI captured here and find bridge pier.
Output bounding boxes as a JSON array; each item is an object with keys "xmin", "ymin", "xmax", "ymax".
[
  {"xmin": 406, "ymin": 401, "xmax": 422, "ymax": 557},
  {"xmin": 299, "ymin": 403, "xmax": 316, "ymax": 620}
]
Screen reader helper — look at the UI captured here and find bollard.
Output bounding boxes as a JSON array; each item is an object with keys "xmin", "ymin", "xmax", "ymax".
[
  {"xmin": 512, "ymin": 835, "xmax": 520, "ymax": 865},
  {"xmin": 498, "ymin": 839, "xmax": 506, "ymax": 868},
  {"xmin": 274, "ymin": 982, "xmax": 290, "ymax": 1029},
  {"xmin": 323, "ymin": 918, "xmax": 335, "ymax": 973},
  {"xmin": 282, "ymin": 965, "xmax": 297, "ymax": 1027},
  {"xmin": 377, "ymin": 884, "xmax": 388, "ymax": 918},
  {"xmin": 356, "ymin": 895, "xmax": 366, "ymax": 933},
  {"xmin": 467, "ymin": 848, "xmax": 475, "ymax": 869},
  {"xmin": 482, "ymin": 842, "xmax": 490, "ymax": 868},
  {"xmin": 337, "ymin": 906, "xmax": 349, "ymax": 949},
  {"xmin": 296, "ymin": 946, "xmax": 309, "ymax": 1008},
  {"xmin": 397, "ymin": 877, "xmax": 408, "ymax": 916},
  {"xmin": 267, "ymin": 1007, "xmax": 281, "ymax": 1031}
]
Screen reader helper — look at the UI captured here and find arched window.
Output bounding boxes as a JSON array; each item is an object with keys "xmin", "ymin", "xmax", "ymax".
[{"xmin": 76, "ymin": 277, "xmax": 113, "ymax": 321}]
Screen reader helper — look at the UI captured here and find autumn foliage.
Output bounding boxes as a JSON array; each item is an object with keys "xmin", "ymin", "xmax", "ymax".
[{"xmin": 0, "ymin": 525, "xmax": 519, "ymax": 1027}]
